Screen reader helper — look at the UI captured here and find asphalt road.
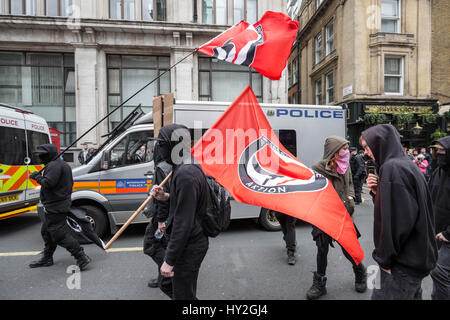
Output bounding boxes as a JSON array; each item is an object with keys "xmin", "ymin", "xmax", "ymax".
[{"xmin": 0, "ymin": 189, "xmax": 433, "ymax": 300}]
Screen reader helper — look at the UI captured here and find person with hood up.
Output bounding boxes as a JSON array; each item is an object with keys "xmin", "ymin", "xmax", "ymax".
[
  {"xmin": 360, "ymin": 124, "xmax": 438, "ymax": 300},
  {"xmin": 428, "ymin": 136, "xmax": 450, "ymax": 300},
  {"xmin": 306, "ymin": 136, "xmax": 367, "ymax": 300},
  {"xmin": 150, "ymin": 124, "xmax": 209, "ymax": 300},
  {"xmin": 142, "ymin": 142, "xmax": 173, "ymax": 292},
  {"xmin": 29, "ymin": 144, "xmax": 91, "ymax": 271}
]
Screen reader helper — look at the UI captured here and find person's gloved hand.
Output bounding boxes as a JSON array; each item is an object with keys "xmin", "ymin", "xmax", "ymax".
[{"xmin": 30, "ymin": 171, "xmax": 40, "ymax": 181}]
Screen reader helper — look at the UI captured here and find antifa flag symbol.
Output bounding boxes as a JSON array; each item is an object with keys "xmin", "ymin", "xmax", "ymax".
[
  {"xmin": 212, "ymin": 25, "xmax": 264, "ymax": 67},
  {"xmin": 197, "ymin": 11, "xmax": 300, "ymax": 80},
  {"xmin": 239, "ymin": 135, "xmax": 328, "ymax": 194}
]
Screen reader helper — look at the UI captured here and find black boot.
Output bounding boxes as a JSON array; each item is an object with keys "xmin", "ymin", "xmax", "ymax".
[
  {"xmin": 306, "ymin": 272, "xmax": 327, "ymax": 300},
  {"xmin": 29, "ymin": 250, "xmax": 54, "ymax": 268},
  {"xmin": 353, "ymin": 263, "xmax": 367, "ymax": 293},
  {"xmin": 74, "ymin": 249, "xmax": 91, "ymax": 271},
  {"xmin": 287, "ymin": 250, "xmax": 296, "ymax": 265}
]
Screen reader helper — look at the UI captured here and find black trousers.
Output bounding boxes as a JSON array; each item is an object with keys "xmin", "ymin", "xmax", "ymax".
[
  {"xmin": 143, "ymin": 218, "xmax": 172, "ymax": 296},
  {"xmin": 170, "ymin": 233, "xmax": 209, "ymax": 300},
  {"xmin": 41, "ymin": 212, "xmax": 82, "ymax": 257},
  {"xmin": 430, "ymin": 243, "xmax": 450, "ymax": 300},
  {"xmin": 312, "ymin": 226, "xmax": 356, "ymax": 276},
  {"xmin": 372, "ymin": 267, "xmax": 423, "ymax": 300},
  {"xmin": 275, "ymin": 212, "xmax": 297, "ymax": 253},
  {"xmin": 353, "ymin": 176, "xmax": 363, "ymax": 203}
]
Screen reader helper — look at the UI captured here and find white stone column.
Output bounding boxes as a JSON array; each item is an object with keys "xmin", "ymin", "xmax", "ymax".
[
  {"xmin": 74, "ymin": 46, "xmax": 102, "ymax": 148},
  {"xmin": 172, "ymin": 48, "xmax": 194, "ymax": 101}
]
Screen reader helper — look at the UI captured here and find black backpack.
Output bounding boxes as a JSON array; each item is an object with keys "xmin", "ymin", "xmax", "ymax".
[{"xmin": 200, "ymin": 175, "xmax": 231, "ymax": 237}]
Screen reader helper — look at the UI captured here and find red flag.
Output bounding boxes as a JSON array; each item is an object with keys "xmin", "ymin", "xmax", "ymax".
[
  {"xmin": 192, "ymin": 86, "xmax": 364, "ymax": 265},
  {"xmin": 197, "ymin": 11, "xmax": 299, "ymax": 80}
]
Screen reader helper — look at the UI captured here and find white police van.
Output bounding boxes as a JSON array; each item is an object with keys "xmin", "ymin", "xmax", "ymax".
[{"xmin": 70, "ymin": 102, "xmax": 346, "ymax": 236}]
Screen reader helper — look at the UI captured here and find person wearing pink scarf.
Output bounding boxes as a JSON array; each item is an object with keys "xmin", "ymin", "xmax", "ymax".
[{"xmin": 306, "ymin": 136, "xmax": 367, "ymax": 300}]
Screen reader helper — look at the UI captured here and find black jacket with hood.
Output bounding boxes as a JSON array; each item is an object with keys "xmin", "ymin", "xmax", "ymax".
[
  {"xmin": 361, "ymin": 124, "xmax": 438, "ymax": 278},
  {"xmin": 156, "ymin": 124, "xmax": 208, "ymax": 267},
  {"xmin": 428, "ymin": 136, "xmax": 450, "ymax": 241},
  {"xmin": 32, "ymin": 144, "xmax": 73, "ymax": 213}
]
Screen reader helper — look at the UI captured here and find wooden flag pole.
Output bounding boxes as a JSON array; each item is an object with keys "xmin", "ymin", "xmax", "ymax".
[{"xmin": 104, "ymin": 171, "xmax": 173, "ymax": 250}]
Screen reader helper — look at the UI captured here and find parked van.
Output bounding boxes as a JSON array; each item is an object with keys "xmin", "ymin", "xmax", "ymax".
[
  {"xmin": 0, "ymin": 103, "xmax": 51, "ymax": 219},
  {"xmin": 70, "ymin": 101, "xmax": 346, "ymax": 237}
]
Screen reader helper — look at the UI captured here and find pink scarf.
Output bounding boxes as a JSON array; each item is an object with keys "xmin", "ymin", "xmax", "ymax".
[{"xmin": 335, "ymin": 150, "xmax": 350, "ymax": 175}]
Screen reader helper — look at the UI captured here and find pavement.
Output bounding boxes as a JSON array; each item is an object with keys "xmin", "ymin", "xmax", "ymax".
[{"xmin": 0, "ymin": 188, "xmax": 434, "ymax": 300}]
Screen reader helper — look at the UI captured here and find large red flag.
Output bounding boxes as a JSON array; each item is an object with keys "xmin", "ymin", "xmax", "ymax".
[
  {"xmin": 192, "ymin": 86, "xmax": 364, "ymax": 265},
  {"xmin": 197, "ymin": 11, "xmax": 299, "ymax": 80}
]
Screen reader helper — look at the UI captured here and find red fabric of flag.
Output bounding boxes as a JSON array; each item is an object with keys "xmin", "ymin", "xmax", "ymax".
[
  {"xmin": 197, "ymin": 11, "xmax": 300, "ymax": 80},
  {"xmin": 192, "ymin": 86, "xmax": 364, "ymax": 265}
]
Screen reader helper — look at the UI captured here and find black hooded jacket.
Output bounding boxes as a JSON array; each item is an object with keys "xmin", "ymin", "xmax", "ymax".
[
  {"xmin": 33, "ymin": 144, "xmax": 73, "ymax": 213},
  {"xmin": 361, "ymin": 124, "xmax": 438, "ymax": 278},
  {"xmin": 428, "ymin": 136, "xmax": 450, "ymax": 240},
  {"xmin": 157, "ymin": 124, "xmax": 208, "ymax": 267}
]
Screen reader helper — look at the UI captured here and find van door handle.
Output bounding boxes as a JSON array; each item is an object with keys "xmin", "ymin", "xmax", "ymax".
[{"xmin": 144, "ymin": 170, "xmax": 154, "ymax": 177}]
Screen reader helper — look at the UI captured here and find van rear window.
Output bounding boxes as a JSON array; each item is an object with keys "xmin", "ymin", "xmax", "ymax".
[{"xmin": 0, "ymin": 127, "xmax": 27, "ymax": 165}]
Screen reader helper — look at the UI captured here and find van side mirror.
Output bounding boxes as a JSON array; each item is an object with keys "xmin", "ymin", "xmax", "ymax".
[{"xmin": 102, "ymin": 151, "xmax": 110, "ymax": 170}]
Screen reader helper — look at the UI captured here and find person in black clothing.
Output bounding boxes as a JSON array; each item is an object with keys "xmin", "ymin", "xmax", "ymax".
[
  {"xmin": 274, "ymin": 211, "xmax": 297, "ymax": 265},
  {"xmin": 428, "ymin": 136, "xmax": 450, "ymax": 300},
  {"xmin": 349, "ymin": 147, "xmax": 365, "ymax": 204},
  {"xmin": 78, "ymin": 143, "xmax": 89, "ymax": 165},
  {"xmin": 151, "ymin": 124, "xmax": 209, "ymax": 300},
  {"xmin": 29, "ymin": 144, "xmax": 91, "ymax": 270},
  {"xmin": 360, "ymin": 124, "xmax": 438, "ymax": 300},
  {"xmin": 142, "ymin": 143, "xmax": 173, "ymax": 290}
]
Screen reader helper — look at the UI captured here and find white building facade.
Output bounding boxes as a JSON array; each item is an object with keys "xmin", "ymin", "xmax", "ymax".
[{"xmin": 0, "ymin": 0, "xmax": 287, "ymax": 164}]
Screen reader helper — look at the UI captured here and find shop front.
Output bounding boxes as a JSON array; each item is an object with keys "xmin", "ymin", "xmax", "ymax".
[{"xmin": 347, "ymin": 100, "xmax": 440, "ymax": 150}]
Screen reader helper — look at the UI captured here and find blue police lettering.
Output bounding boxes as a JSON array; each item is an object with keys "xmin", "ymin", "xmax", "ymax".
[{"xmin": 276, "ymin": 109, "xmax": 343, "ymax": 119}]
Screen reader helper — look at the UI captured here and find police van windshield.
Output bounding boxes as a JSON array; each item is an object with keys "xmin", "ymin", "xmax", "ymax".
[{"xmin": 0, "ymin": 127, "xmax": 27, "ymax": 165}]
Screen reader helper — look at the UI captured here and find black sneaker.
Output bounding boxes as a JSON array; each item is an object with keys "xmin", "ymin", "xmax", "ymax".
[
  {"xmin": 148, "ymin": 278, "xmax": 159, "ymax": 288},
  {"xmin": 75, "ymin": 252, "xmax": 91, "ymax": 271},
  {"xmin": 287, "ymin": 251, "xmax": 296, "ymax": 265}
]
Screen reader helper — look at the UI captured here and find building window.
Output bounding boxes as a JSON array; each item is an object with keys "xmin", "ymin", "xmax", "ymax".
[
  {"xmin": 142, "ymin": 0, "xmax": 166, "ymax": 21},
  {"xmin": 202, "ymin": 0, "xmax": 227, "ymax": 25},
  {"xmin": 384, "ymin": 56, "xmax": 403, "ymax": 95},
  {"xmin": 234, "ymin": 0, "xmax": 257, "ymax": 24},
  {"xmin": 0, "ymin": 52, "xmax": 76, "ymax": 147},
  {"xmin": 107, "ymin": 55, "xmax": 171, "ymax": 129},
  {"xmin": 315, "ymin": 78, "xmax": 322, "ymax": 105},
  {"xmin": 10, "ymin": 0, "xmax": 37, "ymax": 15},
  {"xmin": 326, "ymin": 72, "xmax": 334, "ymax": 104},
  {"xmin": 315, "ymin": 33, "xmax": 323, "ymax": 64},
  {"xmin": 110, "ymin": 0, "xmax": 135, "ymax": 20},
  {"xmin": 46, "ymin": 0, "xmax": 73, "ymax": 17},
  {"xmin": 293, "ymin": 58, "xmax": 298, "ymax": 85},
  {"xmin": 198, "ymin": 56, "xmax": 262, "ymax": 102},
  {"xmin": 325, "ymin": 20, "xmax": 334, "ymax": 55},
  {"xmin": 381, "ymin": 0, "xmax": 400, "ymax": 33}
]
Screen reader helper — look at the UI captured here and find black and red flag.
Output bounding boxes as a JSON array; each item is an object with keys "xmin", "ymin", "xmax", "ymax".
[{"xmin": 197, "ymin": 11, "xmax": 299, "ymax": 80}]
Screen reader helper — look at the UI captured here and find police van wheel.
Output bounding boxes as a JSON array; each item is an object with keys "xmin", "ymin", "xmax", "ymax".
[
  {"xmin": 259, "ymin": 209, "xmax": 281, "ymax": 231},
  {"xmin": 80, "ymin": 205, "xmax": 109, "ymax": 238}
]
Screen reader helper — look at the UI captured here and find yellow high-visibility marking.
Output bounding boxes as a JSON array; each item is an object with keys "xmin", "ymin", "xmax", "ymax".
[{"xmin": 0, "ymin": 247, "xmax": 144, "ymax": 257}]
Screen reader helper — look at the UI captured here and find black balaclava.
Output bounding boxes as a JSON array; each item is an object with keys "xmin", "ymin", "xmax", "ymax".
[
  {"xmin": 156, "ymin": 124, "xmax": 191, "ymax": 166},
  {"xmin": 432, "ymin": 136, "xmax": 450, "ymax": 171},
  {"xmin": 34, "ymin": 144, "xmax": 58, "ymax": 165}
]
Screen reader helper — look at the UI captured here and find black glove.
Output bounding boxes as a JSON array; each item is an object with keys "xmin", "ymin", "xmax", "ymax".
[{"xmin": 30, "ymin": 171, "xmax": 40, "ymax": 181}]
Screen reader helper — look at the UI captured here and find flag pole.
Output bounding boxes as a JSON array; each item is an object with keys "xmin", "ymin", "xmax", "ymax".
[
  {"xmin": 104, "ymin": 171, "xmax": 173, "ymax": 250},
  {"xmin": 37, "ymin": 49, "xmax": 198, "ymax": 173}
]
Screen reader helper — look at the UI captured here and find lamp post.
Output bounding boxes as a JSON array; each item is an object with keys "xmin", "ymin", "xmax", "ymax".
[{"xmin": 411, "ymin": 122, "xmax": 423, "ymax": 135}]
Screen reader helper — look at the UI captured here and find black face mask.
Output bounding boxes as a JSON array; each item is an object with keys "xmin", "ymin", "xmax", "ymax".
[
  {"xmin": 156, "ymin": 142, "xmax": 172, "ymax": 164},
  {"xmin": 436, "ymin": 154, "xmax": 449, "ymax": 169},
  {"xmin": 38, "ymin": 153, "xmax": 52, "ymax": 164}
]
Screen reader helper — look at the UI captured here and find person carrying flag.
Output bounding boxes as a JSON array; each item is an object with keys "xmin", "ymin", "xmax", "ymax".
[
  {"xmin": 306, "ymin": 136, "xmax": 367, "ymax": 300},
  {"xmin": 29, "ymin": 144, "xmax": 91, "ymax": 271}
]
